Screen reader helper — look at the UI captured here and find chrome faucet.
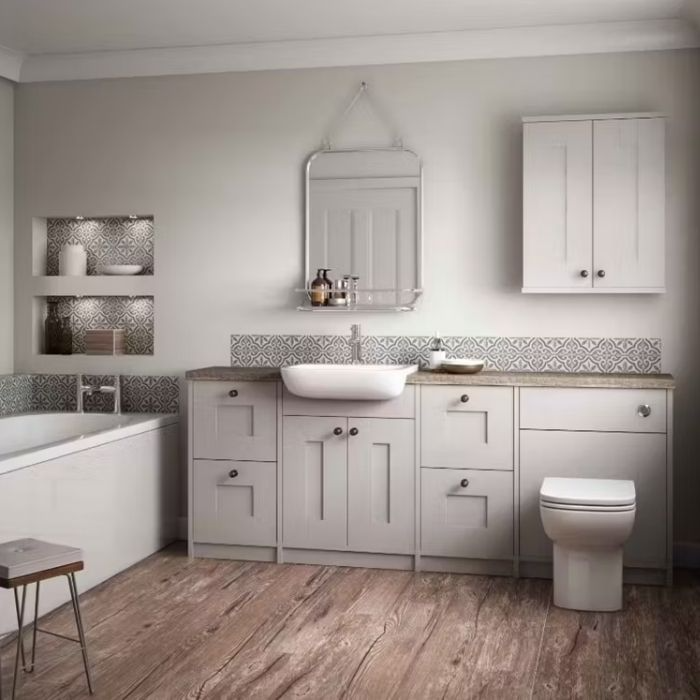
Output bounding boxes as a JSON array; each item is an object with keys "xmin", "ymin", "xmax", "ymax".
[
  {"xmin": 77, "ymin": 374, "xmax": 121, "ymax": 413},
  {"xmin": 349, "ymin": 324, "xmax": 363, "ymax": 364}
]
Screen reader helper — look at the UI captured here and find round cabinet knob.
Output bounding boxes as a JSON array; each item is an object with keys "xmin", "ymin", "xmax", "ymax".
[
  {"xmin": 580, "ymin": 270, "xmax": 589, "ymax": 278},
  {"xmin": 333, "ymin": 427, "xmax": 344, "ymax": 436},
  {"xmin": 228, "ymin": 469, "xmax": 239, "ymax": 479},
  {"xmin": 460, "ymin": 394, "xmax": 470, "ymax": 403},
  {"xmin": 228, "ymin": 389, "xmax": 239, "ymax": 398},
  {"xmin": 597, "ymin": 270, "xmax": 606, "ymax": 278},
  {"xmin": 460, "ymin": 478, "xmax": 469, "ymax": 488},
  {"xmin": 349, "ymin": 427, "xmax": 359, "ymax": 436},
  {"xmin": 638, "ymin": 404, "xmax": 652, "ymax": 418}
]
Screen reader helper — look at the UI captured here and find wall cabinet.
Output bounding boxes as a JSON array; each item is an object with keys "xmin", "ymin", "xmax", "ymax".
[{"xmin": 523, "ymin": 114, "xmax": 665, "ymax": 293}]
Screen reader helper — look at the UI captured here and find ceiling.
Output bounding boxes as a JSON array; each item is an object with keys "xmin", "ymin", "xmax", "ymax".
[{"xmin": 0, "ymin": 0, "xmax": 698, "ymax": 83}]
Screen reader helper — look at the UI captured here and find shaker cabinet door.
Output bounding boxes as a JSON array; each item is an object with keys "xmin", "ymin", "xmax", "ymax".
[{"xmin": 282, "ymin": 416, "xmax": 348, "ymax": 550}]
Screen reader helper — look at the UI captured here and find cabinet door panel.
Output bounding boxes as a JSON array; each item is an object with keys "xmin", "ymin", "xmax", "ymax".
[
  {"xmin": 593, "ymin": 118, "xmax": 665, "ymax": 289},
  {"xmin": 193, "ymin": 460, "xmax": 276, "ymax": 546},
  {"xmin": 520, "ymin": 430, "xmax": 666, "ymax": 567},
  {"xmin": 283, "ymin": 416, "xmax": 347, "ymax": 550},
  {"xmin": 193, "ymin": 382, "xmax": 277, "ymax": 461},
  {"xmin": 347, "ymin": 418, "xmax": 415, "ymax": 555},
  {"xmin": 421, "ymin": 468, "xmax": 513, "ymax": 559},
  {"xmin": 421, "ymin": 386, "xmax": 513, "ymax": 469},
  {"xmin": 523, "ymin": 121, "xmax": 593, "ymax": 290}
]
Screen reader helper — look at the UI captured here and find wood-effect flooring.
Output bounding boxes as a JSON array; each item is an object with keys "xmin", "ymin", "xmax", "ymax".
[{"xmin": 1, "ymin": 545, "xmax": 698, "ymax": 699}]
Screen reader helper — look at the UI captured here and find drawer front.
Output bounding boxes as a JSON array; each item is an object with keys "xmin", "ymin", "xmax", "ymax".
[
  {"xmin": 520, "ymin": 387, "xmax": 666, "ymax": 433},
  {"xmin": 421, "ymin": 468, "xmax": 514, "ymax": 559},
  {"xmin": 421, "ymin": 386, "xmax": 513, "ymax": 469},
  {"xmin": 193, "ymin": 381, "xmax": 277, "ymax": 460},
  {"xmin": 283, "ymin": 385, "xmax": 415, "ymax": 419},
  {"xmin": 519, "ymin": 430, "xmax": 667, "ymax": 567},
  {"xmin": 193, "ymin": 460, "xmax": 277, "ymax": 546}
]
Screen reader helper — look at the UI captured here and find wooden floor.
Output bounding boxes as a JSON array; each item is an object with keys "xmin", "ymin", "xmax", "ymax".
[{"xmin": 1, "ymin": 546, "xmax": 699, "ymax": 699}]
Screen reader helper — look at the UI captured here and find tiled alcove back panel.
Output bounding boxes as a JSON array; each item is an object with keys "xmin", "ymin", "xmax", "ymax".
[
  {"xmin": 49, "ymin": 296, "xmax": 154, "ymax": 355},
  {"xmin": 46, "ymin": 217, "xmax": 154, "ymax": 275}
]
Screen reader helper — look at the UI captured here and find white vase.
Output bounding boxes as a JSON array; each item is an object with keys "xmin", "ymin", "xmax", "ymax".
[{"xmin": 58, "ymin": 243, "xmax": 87, "ymax": 276}]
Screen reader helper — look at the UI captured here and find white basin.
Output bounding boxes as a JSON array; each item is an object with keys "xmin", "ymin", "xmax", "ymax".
[{"xmin": 281, "ymin": 364, "xmax": 418, "ymax": 401}]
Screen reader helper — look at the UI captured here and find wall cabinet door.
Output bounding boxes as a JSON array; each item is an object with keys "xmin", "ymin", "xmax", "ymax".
[
  {"xmin": 523, "ymin": 120, "xmax": 593, "ymax": 290},
  {"xmin": 193, "ymin": 382, "xmax": 277, "ymax": 461},
  {"xmin": 421, "ymin": 468, "xmax": 513, "ymax": 559},
  {"xmin": 520, "ymin": 430, "xmax": 667, "ymax": 567},
  {"xmin": 347, "ymin": 418, "xmax": 415, "ymax": 555},
  {"xmin": 593, "ymin": 118, "xmax": 665, "ymax": 290},
  {"xmin": 193, "ymin": 460, "xmax": 277, "ymax": 546},
  {"xmin": 282, "ymin": 416, "xmax": 348, "ymax": 550},
  {"xmin": 421, "ymin": 386, "xmax": 513, "ymax": 470}
]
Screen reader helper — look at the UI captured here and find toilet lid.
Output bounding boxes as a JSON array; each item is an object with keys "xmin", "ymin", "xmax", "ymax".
[{"xmin": 540, "ymin": 477, "xmax": 635, "ymax": 507}]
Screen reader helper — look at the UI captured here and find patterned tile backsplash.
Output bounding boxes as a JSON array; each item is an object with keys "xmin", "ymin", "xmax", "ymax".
[
  {"xmin": 49, "ymin": 296, "xmax": 154, "ymax": 355},
  {"xmin": 0, "ymin": 374, "xmax": 179, "ymax": 416},
  {"xmin": 231, "ymin": 334, "xmax": 662, "ymax": 374},
  {"xmin": 46, "ymin": 217, "xmax": 154, "ymax": 276}
]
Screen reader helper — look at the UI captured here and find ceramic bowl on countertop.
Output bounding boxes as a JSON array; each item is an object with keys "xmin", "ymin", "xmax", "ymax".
[{"xmin": 440, "ymin": 358, "xmax": 485, "ymax": 374}]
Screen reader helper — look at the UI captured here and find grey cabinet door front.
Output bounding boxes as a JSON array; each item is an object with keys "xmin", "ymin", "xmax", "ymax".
[
  {"xmin": 347, "ymin": 418, "xmax": 415, "ymax": 555},
  {"xmin": 193, "ymin": 381, "xmax": 277, "ymax": 461},
  {"xmin": 193, "ymin": 460, "xmax": 277, "ymax": 546},
  {"xmin": 421, "ymin": 468, "xmax": 514, "ymax": 559},
  {"xmin": 283, "ymin": 416, "xmax": 348, "ymax": 550}
]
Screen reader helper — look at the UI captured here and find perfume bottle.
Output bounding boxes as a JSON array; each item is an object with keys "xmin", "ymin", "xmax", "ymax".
[
  {"xmin": 428, "ymin": 332, "xmax": 446, "ymax": 370},
  {"xmin": 60, "ymin": 315, "xmax": 73, "ymax": 355}
]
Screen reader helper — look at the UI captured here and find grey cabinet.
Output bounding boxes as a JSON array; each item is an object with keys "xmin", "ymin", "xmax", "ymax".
[
  {"xmin": 193, "ymin": 460, "xmax": 277, "ymax": 546},
  {"xmin": 421, "ymin": 386, "xmax": 513, "ymax": 469},
  {"xmin": 421, "ymin": 468, "xmax": 513, "ymax": 559},
  {"xmin": 283, "ymin": 415, "xmax": 415, "ymax": 554},
  {"xmin": 193, "ymin": 381, "xmax": 277, "ymax": 461}
]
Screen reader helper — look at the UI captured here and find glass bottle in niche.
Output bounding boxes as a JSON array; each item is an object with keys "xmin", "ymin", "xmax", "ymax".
[
  {"xmin": 44, "ymin": 301, "xmax": 62, "ymax": 354},
  {"xmin": 59, "ymin": 315, "xmax": 73, "ymax": 355}
]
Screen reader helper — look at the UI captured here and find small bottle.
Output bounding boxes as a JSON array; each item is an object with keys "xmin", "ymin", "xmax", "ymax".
[
  {"xmin": 310, "ymin": 268, "xmax": 327, "ymax": 307},
  {"xmin": 44, "ymin": 301, "xmax": 62, "ymax": 354},
  {"xmin": 321, "ymin": 269, "xmax": 333, "ymax": 304},
  {"xmin": 350, "ymin": 275, "xmax": 360, "ymax": 307},
  {"xmin": 428, "ymin": 332, "xmax": 446, "ymax": 370},
  {"xmin": 60, "ymin": 315, "xmax": 73, "ymax": 355}
]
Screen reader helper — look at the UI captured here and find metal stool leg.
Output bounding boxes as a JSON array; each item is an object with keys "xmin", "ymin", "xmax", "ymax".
[
  {"xmin": 11, "ymin": 591, "xmax": 26, "ymax": 672},
  {"xmin": 28, "ymin": 582, "xmax": 39, "ymax": 674},
  {"xmin": 11, "ymin": 586, "xmax": 26, "ymax": 699},
  {"xmin": 67, "ymin": 574, "xmax": 93, "ymax": 694}
]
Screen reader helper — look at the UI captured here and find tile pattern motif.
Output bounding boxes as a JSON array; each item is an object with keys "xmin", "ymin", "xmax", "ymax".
[
  {"xmin": 230, "ymin": 334, "xmax": 662, "ymax": 374},
  {"xmin": 46, "ymin": 217, "xmax": 154, "ymax": 276},
  {"xmin": 48, "ymin": 296, "xmax": 154, "ymax": 355},
  {"xmin": 120, "ymin": 376, "xmax": 180, "ymax": 414}
]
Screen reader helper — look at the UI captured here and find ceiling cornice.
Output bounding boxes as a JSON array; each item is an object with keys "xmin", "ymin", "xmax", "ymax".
[
  {"xmin": 0, "ymin": 44, "xmax": 24, "ymax": 82},
  {"xmin": 10, "ymin": 18, "xmax": 700, "ymax": 84}
]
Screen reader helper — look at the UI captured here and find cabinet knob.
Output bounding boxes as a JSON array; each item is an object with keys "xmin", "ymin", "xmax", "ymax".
[
  {"xmin": 460, "ymin": 478, "xmax": 469, "ymax": 488},
  {"xmin": 228, "ymin": 389, "xmax": 239, "ymax": 398},
  {"xmin": 597, "ymin": 270, "xmax": 606, "ymax": 278},
  {"xmin": 333, "ymin": 427, "xmax": 344, "ymax": 436},
  {"xmin": 228, "ymin": 469, "xmax": 239, "ymax": 479},
  {"xmin": 638, "ymin": 404, "xmax": 652, "ymax": 418},
  {"xmin": 460, "ymin": 394, "xmax": 469, "ymax": 403},
  {"xmin": 349, "ymin": 427, "xmax": 359, "ymax": 436},
  {"xmin": 580, "ymin": 270, "xmax": 589, "ymax": 278}
]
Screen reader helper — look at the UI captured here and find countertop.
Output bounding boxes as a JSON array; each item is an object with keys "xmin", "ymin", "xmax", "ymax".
[{"xmin": 185, "ymin": 366, "xmax": 675, "ymax": 389}]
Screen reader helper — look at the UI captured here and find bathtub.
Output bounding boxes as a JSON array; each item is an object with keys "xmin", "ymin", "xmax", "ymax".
[{"xmin": 0, "ymin": 411, "xmax": 180, "ymax": 635}]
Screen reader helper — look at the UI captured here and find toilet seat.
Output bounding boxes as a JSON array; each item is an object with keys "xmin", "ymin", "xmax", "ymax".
[
  {"xmin": 540, "ymin": 500, "xmax": 635, "ymax": 513},
  {"xmin": 540, "ymin": 477, "xmax": 635, "ymax": 508}
]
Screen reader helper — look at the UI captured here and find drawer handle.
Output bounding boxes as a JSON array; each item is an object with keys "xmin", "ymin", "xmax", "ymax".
[
  {"xmin": 228, "ymin": 389, "xmax": 239, "ymax": 398},
  {"xmin": 349, "ymin": 427, "xmax": 359, "ymax": 436},
  {"xmin": 460, "ymin": 478, "xmax": 469, "ymax": 488},
  {"xmin": 228, "ymin": 469, "xmax": 239, "ymax": 479},
  {"xmin": 333, "ymin": 427, "xmax": 344, "ymax": 436},
  {"xmin": 638, "ymin": 404, "xmax": 652, "ymax": 418},
  {"xmin": 580, "ymin": 269, "xmax": 589, "ymax": 278},
  {"xmin": 460, "ymin": 394, "xmax": 469, "ymax": 403},
  {"xmin": 597, "ymin": 269, "xmax": 606, "ymax": 278}
]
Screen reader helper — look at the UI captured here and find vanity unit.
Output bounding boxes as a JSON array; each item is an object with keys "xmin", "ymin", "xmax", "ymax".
[{"xmin": 187, "ymin": 368, "xmax": 674, "ymax": 584}]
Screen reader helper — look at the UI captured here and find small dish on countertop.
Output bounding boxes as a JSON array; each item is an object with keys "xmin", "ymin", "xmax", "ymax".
[
  {"xmin": 440, "ymin": 358, "xmax": 485, "ymax": 374},
  {"xmin": 98, "ymin": 264, "xmax": 144, "ymax": 276}
]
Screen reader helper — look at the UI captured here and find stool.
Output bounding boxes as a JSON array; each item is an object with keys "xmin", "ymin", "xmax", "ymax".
[{"xmin": 0, "ymin": 539, "xmax": 94, "ymax": 699}]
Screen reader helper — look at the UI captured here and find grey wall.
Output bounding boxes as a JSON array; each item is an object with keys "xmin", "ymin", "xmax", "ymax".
[
  {"xmin": 0, "ymin": 78, "xmax": 12, "ymax": 373},
  {"xmin": 12, "ymin": 50, "xmax": 700, "ymax": 545}
]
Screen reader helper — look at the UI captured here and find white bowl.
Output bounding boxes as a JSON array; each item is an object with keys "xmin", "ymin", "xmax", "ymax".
[
  {"xmin": 440, "ymin": 358, "xmax": 485, "ymax": 374},
  {"xmin": 99, "ymin": 264, "xmax": 144, "ymax": 276}
]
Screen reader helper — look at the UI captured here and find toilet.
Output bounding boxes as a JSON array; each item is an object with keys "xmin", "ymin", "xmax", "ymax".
[{"xmin": 539, "ymin": 477, "xmax": 636, "ymax": 612}]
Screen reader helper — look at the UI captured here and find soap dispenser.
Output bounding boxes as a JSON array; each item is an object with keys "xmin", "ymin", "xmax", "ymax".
[
  {"xmin": 310, "ymin": 268, "xmax": 331, "ymax": 307},
  {"xmin": 428, "ymin": 332, "xmax": 446, "ymax": 370}
]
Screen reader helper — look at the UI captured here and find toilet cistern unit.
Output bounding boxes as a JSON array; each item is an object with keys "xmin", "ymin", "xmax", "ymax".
[{"xmin": 539, "ymin": 477, "xmax": 636, "ymax": 612}]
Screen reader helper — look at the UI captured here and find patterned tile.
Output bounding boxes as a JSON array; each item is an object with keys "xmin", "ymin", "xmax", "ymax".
[
  {"xmin": 29, "ymin": 374, "xmax": 77, "ymax": 412},
  {"xmin": 46, "ymin": 217, "xmax": 154, "ymax": 276},
  {"xmin": 120, "ymin": 376, "xmax": 180, "ymax": 414},
  {"xmin": 48, "ymin": 296, "xmax": 154, "ymax": 355},
  {"xmin": 0, "ymin": 375, "xmax": 33, "ymax": 416},
  {"xmin": 230, "ymin": 334, "xmax": 662, "ymax": 374}
]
